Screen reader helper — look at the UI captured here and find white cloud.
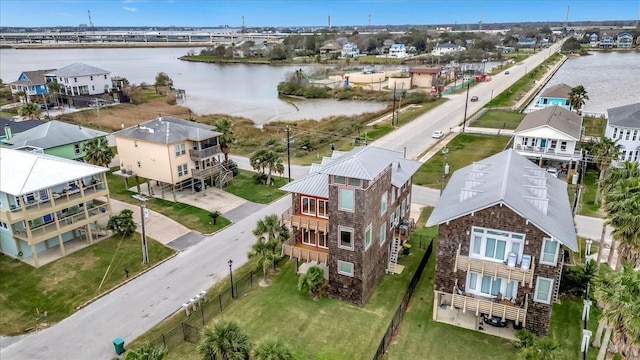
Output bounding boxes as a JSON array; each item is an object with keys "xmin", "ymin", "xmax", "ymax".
[{"xmin": 123, "ymin": 6, "xmax": 137, "ymax": 12}]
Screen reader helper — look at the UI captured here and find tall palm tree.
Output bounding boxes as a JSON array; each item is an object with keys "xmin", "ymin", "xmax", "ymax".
[
  {"xmin": 248, "ymin": 237, "xmax": 279, "ymax": 285},
  {"xmin": 604, "ymin": 177, "xmax": 640, "ymax": 268},
  {"xmin": 568, "ymin": 85, "xmax": 589, "ymax": 114},
  {"xmin": 251, "ymin": 339, "xmax": 295, "ymax": 360},
  {"xmin": 253, "ymin": 214, "xmax": 285, "ymax": 243},
  {"xmin": 18, "ymin": 102, "xmax": 41, "ymax": 120},
  {"xmin": 214, "ymin": 118, "xmax": 236, "ymax": 162},
  {"xmin": 590, "ymin": 137, "xmax": 621, "ymax": 204},
  {"xmin": 197, "ymin": 321, "xmax": 251, "ymax": 360},
  {"xmin": 83, "ymin": 137, "xmax": 115, "ymax": 167},
  {"xmin": 47, "ymin": 81, "xmax": 61, "ymax": 108}
]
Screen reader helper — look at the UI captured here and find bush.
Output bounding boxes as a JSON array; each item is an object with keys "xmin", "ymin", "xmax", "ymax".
[
  {"xmin": 253, "ymin": 172, "xmax": 267, "ymax": 184},
  {"xmin": 560, "ymin": 261, "xmax": 595, "ymax": 297},
  {"xmin": 303, "ymin": 86, "xmax": 329, "ymax": 98},
  {"xmin": 223, "ymin": 159, "xmax": 239, "ymax": 176}
]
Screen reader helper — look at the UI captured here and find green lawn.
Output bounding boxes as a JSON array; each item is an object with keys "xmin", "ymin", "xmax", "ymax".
[
  {"xmin": 583, "ymin": 117, "xmax": 607, "ymax": 137},
  {"xmin": 413, "ymin": 134, "xmax": 512, "ymax": 188},
  {"xmin": 106, "ymin": 169, "xmax": 231, "ymax": 233},
  {"xmin": 471, "ymin": 110, "xmax": 525, "ymax": 129},
  {"xmin": 572, "ymin": 168, "xmax": 603, "ymax": 218},
  {"xmin": 223, "ymin": 170, "xmax": 288, "ymax": 204},
  {"xmin": 0, "ymin": 234, "xmax": 175, "ymax": 336},
  {"xmin": 549, "ymin": 297, "xmax": 601, "ymax": 360}
]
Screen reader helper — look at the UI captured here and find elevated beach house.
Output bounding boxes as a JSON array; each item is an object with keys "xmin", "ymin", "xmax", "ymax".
[
  {"xmin": 533, "ymin": 83, "xmax": 572, "ymax": 111},
  {"xmin": 9, "ymin": 69, "xmax": 56, "ymax": 103},
  {"xmin": 605, "ymin": 102, "xmax": 640, "ymax": 164}
]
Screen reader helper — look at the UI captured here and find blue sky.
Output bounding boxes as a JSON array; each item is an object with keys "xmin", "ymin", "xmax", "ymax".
[{"xmin": 1, "ymin": 0, "xmax": 638, "ymax": 28}]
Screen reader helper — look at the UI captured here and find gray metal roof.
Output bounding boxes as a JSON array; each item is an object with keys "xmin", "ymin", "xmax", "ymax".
[
  {"xmin": 607, "ymin": 103, "xmax": 640, "ymax": 128},
  {"xmin": 515, "ymin": 105, "xmax": 582, "ymax": 139},
  {"xmin": 10, "ymin": 69, "xmax": 56, "ymax": 86},
  {"xmin": 48, "ymin": 63, "xmax": 110, "ymax": 77},
  {"xmin": 280, "ymin": 146, "xmax": 421, "ymax": 199},
  {"xmin": 1, "ymin": 118, "xmax": 44, "ymax": 137},
  {"xmin": 539, "ymin": 83, "xmax": 572, "ymax": 99},
  {"xmin": 3, "ymin": 120, "xmax": 108, "ymax": 149},
  {"xmin": 113, "ymin": 117, "xmax": 221, "ymax": 144},
  {"xmin": 426, "ymin": 149, "xmax": 577, "ymax": 251}
]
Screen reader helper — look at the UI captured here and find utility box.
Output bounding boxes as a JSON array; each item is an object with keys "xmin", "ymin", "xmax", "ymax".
[{"xmin": 113, "ymin": 338, "xmax": 125, "ymax": 355}]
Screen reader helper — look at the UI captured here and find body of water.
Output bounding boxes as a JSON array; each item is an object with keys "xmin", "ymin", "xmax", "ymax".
[
  {"xmin": 0, "ymin": 47, "xmax": 386, "ymax": 125},
  {"xmin": 531, "ymin": 51, "xmax": 640, "ymax": 115}
]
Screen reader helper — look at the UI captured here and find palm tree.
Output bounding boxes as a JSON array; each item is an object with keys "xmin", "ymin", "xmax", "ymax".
[
  {"xmin": 604, "ymin": 177, "xmax": 640, "ymax": 268},
  {"xmin": 568, "ymin": 85, "xmax": 589, "ymax": 114},
  {"xmin": 591, "ymin": 137, "xmax": 622, "ymax": 204},
  {"xmin": 124, "ymin": 342, "xmax": 167, "ymax": 360},
  {"xmin": 214, "ymin": 118, "xmax": 236, "ymax": 162},
  {"xmin": 83, "ymin": 137, "xmax": 115, "ymax": 167},
  {"xmin": 252, "ymin": 339, "xmax": 295, "ymax": 360},
  {"xmin": 297, "ymin": 266, "xmax": 325, "ymax": 300},
  {"xmin": 248, "ymin": 237, "xmax": 280, "ymax": 285},
  {"xmin": 197, "ymin": 321, "xmax": 251, "ymax": 360},
  {"xmin": 18, "ymin": 102, "xmax": 41, "ymax": 120},
  {"xmin": 47, "ymin": 81, "xmax": 61, "ymax": 108},
  {"xmin": 252, "ymin": 214, "xmax": 286, "ymax": 243}
]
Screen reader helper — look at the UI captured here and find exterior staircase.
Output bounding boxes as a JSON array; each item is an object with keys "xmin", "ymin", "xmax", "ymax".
[{"xmin": 388, "ymin": 237, "xmax": 402, "ymax": 274}]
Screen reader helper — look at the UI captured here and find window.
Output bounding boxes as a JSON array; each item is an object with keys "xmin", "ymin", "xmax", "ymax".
[
  {"xmin": 302, "ymin": 229, "xmax": 315, "ymax": 246},
  {"xmin": 625, "ymin": 130, "xmax": 631, "ymax": 140},
  {"xmin": 380, "ymin": 191, "xmax": 388, "ymax": 214},
  {"xmin": 481, "ymin": 275, "xmax": 502, "ymax": 296},
  {"xmin": 401, "ymin": 199, "xmax": 407, "ymax": 216},
  {"xmin": 469, "ymin": 227, "xmax": 525, "ymax": 263},
  {"xmin": 73, "ymin": 143, "xmax": 81, "ymax": 154},
  {"xmin": 379, "ymin": 223, "xmax": 386, "ymax": 245},
  {"xmin": 365, "ymin": 224, "xmax": 372, "ymax": 250},
  {"xmin": 137, "ymin": 161, "xmax": 141, "ymax": 168},
  {"xmin": 91, "ymin": 85, "xmax": 95, "ymax": 91},
  {"xmin": 317, "ymin": 199, "xmax": 328, "ymax": 218},
  {"xmin": 318, "ymin": 232, "xmax": 328, "ymax": 248},
  {"xmin": 301, "ymin": 197, "xmax": 316, "ymax": 216},
  {"xmin": 560, "ymin": 141, "xmax": 567, "ymax": 151},
  {"xmin": 177, "ymin": 164, "xmax": 188, "ymax": 177},
  {"xmin": 74, "ymin": 77, "xmax": 77, "ymax": 83},
  {"xmin": 348, "ymin": 178, "xmax": 361, "ymax": 187},
  {"xmin": 540, "ymin": 238, "xmax": 559, "ymax": 265},
  {"xmin": 174, "ymin": 143, "xmax": 186, "ymax": 156},
  {"xmin": 633, "ymin": 130, "xmax": 638, "ymax": 141},
  {"xmin": 0, "ymin": 221, "xmax": 8, "ymax": 230},
  {"xmin": 334, "ymin": 176, "xmax": 346, "ymax": 185},
  {"xmin": 104, "ymin": 74, "xmax": 108, "ymax": 79},
  {"xmin": 549, "ymin": 140, "xmax": 557, "ymax": 150},
  {"xmin": 90, "ymin": 76, "xmax": 94, "ymax": 81},
  {"xmin": 134, "ymin": 141, "xmax": 138, "ymax": 147},
  {"xmin": 339, "ymin": 188, "xmax": 354, "ymax": 211},
  {"xmin": 613, "ymin": 128, "xmax": 618, "ymax": 139},
  {"xmin": 534, "ymin": 277, "xmax": 553, "ymax": 304},
  {"xmin": 339, "ymin": 227, "xmax": 354, "ymax": 250},
  {"xmin": 338, "ymin": 261, "xmax": 354, "ymax": 277}
]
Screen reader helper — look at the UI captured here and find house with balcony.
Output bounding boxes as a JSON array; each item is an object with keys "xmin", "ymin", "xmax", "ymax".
[
  {"xmin": 10, "ymin": 69, "xmax": 56, "ymax": 103},
  {"xmin": 599, "ymin": 34, "xmax": 615, "ymax": 48},
  {"xmin": 427, "ymin": 149, "xmax": 577, "ymax": 336},
  {"xmin": 113, "ymin": 117, "xmax": 230, "ymax": 197},
  {"xmin": 0, "ymin": 148, "xmax": 112, "ymax": 267},
  {"xmin": 1, "ymin": 120, "xmax": 108, "ymax": 161},
  {"xmin": 280, "ymin": 146, "xmax": 421, "ymax": 305},
  {"xmin": 587, "ymin": 32, "xmax": 599, "ymax": 47},
  {"xmin": 533, "ymin": 83, "xmax": 572, "ymax": 111},
  {"xmin": 431, "ymin": 42, "xmax": 466, "ymax": 56},
  {"xmin": 341, "ymin": 42, "xmax": 360, "ymax": 58},
  {"xmin": 388, "ymin": 44, "xmax": 407, "ymax": 58},
  {"xmin": 512, "ymin": 106, "xmax": 583, "ymax": 165},
  {"xmin": 45, "ymin": 63, "xmax": 113, "ymax": 107},
  {"xmin": 605, "ymin": 102, "xmax": 640, "ymax": 164},
  {"xmin": 616, "ymin": 32, "xmax": 633, "ymax": 48}
]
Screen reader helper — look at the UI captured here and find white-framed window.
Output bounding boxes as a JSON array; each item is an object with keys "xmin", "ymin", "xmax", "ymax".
[
  {"xmin": 317, "ymin": 199, "xmax": 328, "ymax": 218},
  {"xmin": 549, "ymin": 140, "xmax": 557, "ymax": 150},
  {"xmin": 0, "ymin": 221, "xmax": 8, "ymax": 230},
  {"xmin": 348, "ymin": 177, "xmax": 361, "ymax": 187},
  {"xmin": 625, "ymin": 130, "xmax": 631, "ymax": 140},
  {"xmin": 339, "ymin": 226, "xmax": 354, "ymax": 250},
  {"xmin": 318, "ymin": 232, "xmax": 328, "ymax": 248},
  {"xmin": 301, "ymin": 196, "xmax": 316, "ymax": 216},
  {"xmin": 338, "ymin": 260, "xmax": 354, "ymax": 277},
  {"xmin": 365, "ymin": 224, "xmax": 372, "ymax": 250},
  {"xmin": 469, "ymin": 227, "xmax": 525, "ymax": 263},
  {"xmin": 391, "ymin": 187, "xmax": 396, "ymax": 204},
  {"xmin": 389, "ymin": 213, "xmax": 395, "ymax": 228},
  {"xmin": 379, "ymin": 223, "xmax": 386, "ymax": 245},
  {"xmin": 339, "ymin": 188, "xmax": 354, "ymax": 211},
  {"xmin": 540, "ymin": 238, "xmax": 559, "ymax": 265},
  {"xmin": 633, "ymin": 130, "xmax": 638, "ymax": 141},
  {"xmin": 560, "ymin": 141, "xmax": 567, "ymax": 151},
  {"xmin": 613, "ymin": 128, "xmax": 618, "ymax": 139},
  {"xmin": 380, "ymin": 191, "xmax": 388, "ymax": 214},
  {"xmin": 177, "ymin": 164, "xmax": 188, "ymax": 177},
  {"xmin": 302, "ymin": 229, "xmax": 315, "ymax": 246},
  {"xmin": 137, "ymin": 161, "xmax": 141, "ymax": 168},
  {"xmin": 174, "ymin": 143, "xmax": 186, "ymax": 156},
  {"xmin": 401, "ymin": 199, "xmax": 407, "ymax": 216},
  {"xmin": 534, "ymin": 277, "xmax": 554, "ymax": 304},
  {"xmin": 466, "ymin": 272, "xmax": 519, "ymax": 299},
  {"xmin": 74, "ymin": 143, "xmax": 81, "ymax": 154},
  {"xmin": 90, "ymin": 76, "xmax": 93, "ymax": 81},
  {"xmin": 334, "ymin": 175, "xmax": 346, "ymax": 185}
]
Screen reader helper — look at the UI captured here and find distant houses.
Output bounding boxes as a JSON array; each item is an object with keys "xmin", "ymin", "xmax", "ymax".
[
  {"xmin": 431, "ymin": 42, "xmax": 466, "ymax": 56},
  {"xmin": 9, "ymin": 69, "xmax": 56, "ymax": 103}
]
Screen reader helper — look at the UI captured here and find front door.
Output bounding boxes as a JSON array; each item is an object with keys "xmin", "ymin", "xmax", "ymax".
[{"xmin": 540, "ymin": 139, "xmax": 547, "ymax": 150}]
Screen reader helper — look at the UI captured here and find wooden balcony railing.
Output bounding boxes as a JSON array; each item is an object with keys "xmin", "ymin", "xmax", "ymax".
[
  {"xmin": 454, "ymin": 244, "xmax": 536, "ymax": 287},
  {"xmin": 189, "ymin": 145, "xmax": 221, "ymax": 161},
  {"xmin": 451, "ymin": 292, "xmax": 528, "ymax": 326},
  {"xmin": 281, "ymin": 208, "xmax": 328, "ymax": 233},
  {"xmin": 282, "ymin": 237, "xmax": 329, "ymax": 265}
]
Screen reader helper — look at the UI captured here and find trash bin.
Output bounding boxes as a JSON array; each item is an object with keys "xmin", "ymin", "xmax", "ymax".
[{"xmin": 113, "ymin": 337, "xmax": 125, "ymax": 355}]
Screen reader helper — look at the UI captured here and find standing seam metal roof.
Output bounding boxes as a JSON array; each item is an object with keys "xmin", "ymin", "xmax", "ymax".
[
  {"xmin": 112, "ymin": 117, "xmax": 221, "ymax": 144},
  {"xmin": 3, "ymin": 120, "xmax": 108, "ymax": 149},
  {"xmin": 607, "ymin": 103, "xmax": 640, "ymax": 128},
  {"xmin": 48, "ymin": 63, "xmax": 110, "ymax": 77}
]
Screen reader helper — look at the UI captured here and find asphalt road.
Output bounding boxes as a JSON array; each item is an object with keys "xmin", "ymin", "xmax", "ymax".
[{"xmin": 371, "ymin": 43, "xmax": 563, "ymax": 160}]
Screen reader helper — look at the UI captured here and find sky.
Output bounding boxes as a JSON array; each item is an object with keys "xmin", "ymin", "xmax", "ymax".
[{"xmin": 0, "ymin": 0, "xmax": 638, "ymax": 28}]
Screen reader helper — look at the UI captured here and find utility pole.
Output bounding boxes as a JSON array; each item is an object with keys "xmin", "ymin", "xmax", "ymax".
[
  {"xmin": 133, "ymin": 194, "xmax": 149, "ymax": 264},
  {"xmin": 286, "ymin": 126, "xmax": 291, "ymax": 183},
  {"xmin": 396, "ymin": 83, "xmax": 403, "ymax": 125},
  {"xmin": 462, "ymin": 81, "xmax": 470, "ymax": 132},
  {"xmin": 392, "ymin": 82, "xmax": 397, "ymax": 126},
  {"xmin": 40, "ymin": 94, "xmax": 50, "ymax": 120},
  {"xmin": 95, "ymin": 98, "xmax": 102, "ymax": 129},
  {"xmin": 441, "ymin": 147, "xmax": 449, "ymax": 195}
]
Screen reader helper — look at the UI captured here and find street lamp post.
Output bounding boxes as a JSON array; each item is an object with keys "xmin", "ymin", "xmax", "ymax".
[
  {"xmin": 441, "ymin": 147, "xmax": 449, "ymax": 195},
  {"xmin": 228, "ymin": 259, "xmax": 234, "ymax": 298},
  {"xmin": 132, "ymin": 194, "xmax": 149, "ymax": 264},
  {"xmin": 462, "ymin": 81, "xmax": 471, "ymax": 132}
]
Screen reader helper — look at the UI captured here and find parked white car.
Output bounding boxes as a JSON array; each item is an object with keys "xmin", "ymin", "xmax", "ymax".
[
  {"xmin": 432, "ymin": 130, "xmax": 444, "ymax": 139},
  {"xmin": 546, "ymin": 167, "xmax": 559, "ymax": 178}
]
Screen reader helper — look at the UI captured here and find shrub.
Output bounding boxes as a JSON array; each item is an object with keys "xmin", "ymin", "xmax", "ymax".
[{"xmin": 223, "ymin": 159, "xmax": 239, "ymax": 176}]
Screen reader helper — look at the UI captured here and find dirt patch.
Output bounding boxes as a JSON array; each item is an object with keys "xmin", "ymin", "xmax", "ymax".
[{"xmin": 39, "ymin": 252, "xmax": 98, "ymax": 292}]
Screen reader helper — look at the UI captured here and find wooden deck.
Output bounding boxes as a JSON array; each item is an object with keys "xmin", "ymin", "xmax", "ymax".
[
  {"xmin": 451, "ymin": 292, "xmax": 528, "ymax": 325},
  {"xmin": 282, "ymin": 242, "xmax": 328, "ymax": 265},
  {"xmin": 282, "ymin": 213, "xmax": 328, "ymax": 233},
  {"xmin": 454, "ymin": 244, "xmax": 536, "ymax": 287}
]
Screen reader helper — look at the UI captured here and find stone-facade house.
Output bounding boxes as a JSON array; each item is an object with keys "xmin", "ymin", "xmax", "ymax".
[
  {"xmin": 427, "ymin": 149, "xmax": 577, "ymax": 336},
  {"xmin": 605, "ymin": 102, "xmax": 640, "ymax": 164},
  {"xmin": 280, "ymin": 146, "xmax": 421, "ymax": 305}
]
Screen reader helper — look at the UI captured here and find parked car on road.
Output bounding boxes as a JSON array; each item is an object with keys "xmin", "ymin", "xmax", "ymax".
[
  {"xmin": 431, "ymin": 130, "xmax": 444, "ymax": 139},
  {"xmin": 470, "ymin": 96, "xmax": 479, "ymax": 102},
  {"xmin": 504, "ymin": 71, "xmax": 510, "ymax": 75}
]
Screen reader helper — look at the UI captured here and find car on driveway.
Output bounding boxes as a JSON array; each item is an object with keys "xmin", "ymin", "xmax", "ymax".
[
  {"xmin": 431, "ymin": 130, "xmax": 444, "ymax": 139},
  {"xmin": 470, "ymin": 96, "xmax": 479, "ymax": 102},
  {"xmin": 546, "ymin": 167, "xmax": 559, "ymax": 178}
]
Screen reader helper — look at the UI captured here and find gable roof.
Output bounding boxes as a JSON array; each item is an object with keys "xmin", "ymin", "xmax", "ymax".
[
  {"xmin": 3, "ymin": 120, "xmax": 108, "ymax": 149},
  {"xmin": 426, "ymin": 149, "xmax": 577, "ymax": 251},
  {"xmin": 280, "ymin": 146, "xmax": 421, "ymax": 198},
  {"xmin": 1, "ymin": 118, "xmax": 44, "ymax": 137},
  {"xmin": 113, "ymin": 117, "xmax": 221, "ymax": 144},
  {"xmin": 607, "ymin": 103, "xmax": 640, "ymax": 128},
  {"xmin": 539, "ymin": 83, "xmax": 572, "ymax": 99},
  {"xmin": 48, "ymin": 63, "xmax": 110, "ymax": 78},
  {"xmin": 10, "ymin": 69, "xmax": 56, "ymax": 86},
  {"xmin": 0, "ymin": 147, "xmax": 107, "ymax": 196},
  {"xmin": 515, "ymin": 106, "xmax": 582, "ymax": 139}
]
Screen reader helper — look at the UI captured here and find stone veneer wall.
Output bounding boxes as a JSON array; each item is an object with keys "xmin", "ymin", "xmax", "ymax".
[{"xmin": 434, "ymin": 203, "xmax": 561, "ymax": 336}]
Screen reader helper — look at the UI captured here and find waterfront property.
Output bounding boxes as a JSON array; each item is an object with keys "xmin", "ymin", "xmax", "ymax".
[
  {"xmin": 388, "ymin": 43, "xmax": 407, "ymax": 58},
  {"xmin": 431, "ymin": 42, "xmax": 466, "ymax": 56},
  {"xmin": 616, "ymin": 32, "xmax": 633, "ymax": 48},
  {"xmin": 599, "ymin": 34, "xmax": 615, "ymax": 49},
  {"xmin": 605, "ymin": 102, "xmax": 640, "ymax": 164},
  {"xmin": 341, "ymin": 42, "xmax": 360, "ymax": 58},
  {"xmin": 533, "ymin": 83, "xmax": 572, "ymax": 111},
  {"xmin": 1, "ymin": 120, "xmax": 108, "ymax": 161},
  {"xmin": 0, "ymin": 148, "xmax": 112, "ymax": 267},
  {"xmin": 9, "ymin": 69, "xmax": 56, "ymax": 102},
  {"xmin": 280, "ymin": 146, "xmax": 421, "ymax": 305},
  {"xmin": 512, "ymin": 106, "xmax": 583, "ymax": 165},
  {"xmin": 427, "ymin": 149, "xmax": 577, "ymax": 337},
  {"xmin": 113, "ymin": 116, "xmax": 230, "ymax": 198},
  {"xmin": 45, "ymin": 63, "xmax": 113, "ymax": 107}
]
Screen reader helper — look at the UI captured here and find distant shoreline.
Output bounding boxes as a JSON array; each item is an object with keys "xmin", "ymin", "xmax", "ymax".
[{"xmin": 1, "ymin": 42, "xmax": 215, "ymax": 50}]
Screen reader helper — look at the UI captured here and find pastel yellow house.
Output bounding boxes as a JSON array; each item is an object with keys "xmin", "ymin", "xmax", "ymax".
[{"xmin": 113, "ymin": 117, "xmax": 230, "ymax": 199}]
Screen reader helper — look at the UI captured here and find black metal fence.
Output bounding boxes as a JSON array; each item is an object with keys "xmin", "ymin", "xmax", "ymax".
[
  {"xmin": 148, "ymin": 270, "xmax": 256, "ymax": 351},
  {"xmin": 373, "ymin": 238, "xmax": 434, "ymax": 360}
]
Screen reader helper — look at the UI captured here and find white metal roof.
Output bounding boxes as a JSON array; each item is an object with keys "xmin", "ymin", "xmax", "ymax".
[
  {"xmin": 3, "ymin": 120, "xmax": 108, "ymax": 149},
  {"xmin": 48, "ymin": 63, "xmax": 110, "ymax": 78},
  {"xmin": 0, "ymin": 148, "xmax": 107, "ymax": 196}
]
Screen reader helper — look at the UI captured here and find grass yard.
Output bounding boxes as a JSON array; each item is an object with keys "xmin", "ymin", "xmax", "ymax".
[
  {"xmin": 572, "ymin": 168, "xmax": 604, "ymax": 218},
  {"xmin": 583, "ymin": 117, "xmax": 607, "ymax": 137},
  {"xmin": 413, "ymin": 134, "xmax": 512, "ymax": 188},
  {"xmin": 471, "ymin": 110, "xmax": 525, "ymax": 129},
  {"xmin": 106, "ymin": 169, "xmax": 231, "ymax": 233},
  {"xmin": 0, "ymin": 234, "xmax": 175, "ymax": 336},
  {"xmin": 549, "ymin": 297, "xmax": 601, "ymax": 360},
  {"xmin": 222, "ymin": 170, "xmax": 288, "ymax": 204}
]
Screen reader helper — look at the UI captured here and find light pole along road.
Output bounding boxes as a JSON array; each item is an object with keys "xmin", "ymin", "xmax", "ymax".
[{"xmin": 371, "ymin": 41, "xmax": 564, "ymax": 160}]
